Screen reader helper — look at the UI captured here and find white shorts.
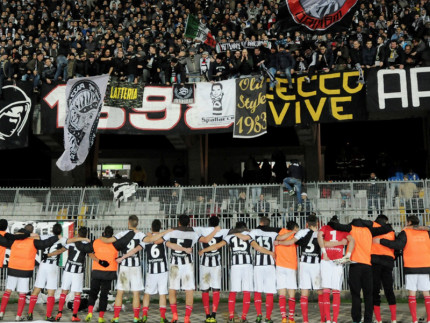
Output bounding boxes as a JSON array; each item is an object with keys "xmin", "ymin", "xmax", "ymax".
[
  {"xmin": 230, "ymin": 264, "xmax": 253, "ymax": 292},
  {"xmin": 116, "ymin": 266, "xmax": 144, "ymax": 291},
  {"xmin": 34, "ymin": 263, "xmax": 59, "ymax": 290},
  {"xmin": 299, "ymin": 262, "xmax": 321, "ymax": 290},
  {"xmin": 405, "ymin": 274, "xmax": 430, "ymax": 291},
  {"xmin": 200, "ymin": 266, "xmax": 221, "ymax": 290},
  {"xmin": 145, "ymin": 272, "xmax": 168, "ymax": 295},
  {"xmin": 254, "ymin": 266, "xmax": 277, "ymax": 294},
  {"xmin": 320, "ymin": 260, "xmax": 344, "ymax": 291},
  {"xmin": 276, "ymin": 266, "xmax": 297, "ymax": 290},
  {"xmin": 61, "ymin": 271, "xmax": 84, "ymax": 293},
  {"xmin": 169, "ymin": 263, "xmax": 195, "ymax": 291},
  {"xmin": 6, "ymin": 275, "xmax": 30, "ymax": 293}
]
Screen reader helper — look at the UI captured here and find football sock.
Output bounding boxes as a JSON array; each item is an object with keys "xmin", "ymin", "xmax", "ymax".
[
  {"xmin": 266, "ymin": 294, "xmax": 274, "ymax": 319},
  {"xmin": 133, "ymin": 307, "xmax": 140, "ymax": 319},
  {"xmin": 170, "ymin": 303, "xmax": 178, "ymax": 320},
  {"xmin": 160, "ymin": 306, "xmax": 166, "ymax": 319},
  {"xmin": 288, "ymin": 297, "xmax": 296, "ymax": 321},
  {"xmin": 73, "ymin": 295, "xmax": 81, "ymax": 315},
  {"xmin": 212, "ymin": 291, "xmax": 220, "ymax": 314},
  {"xmin": 28, "ymin": 295, "xmax": 38, "ymax": 314},
  {"xmin": 142, "ymin": 307, "xmax": 149, "ymax": 317},
  {"xmin": 389, "ymin": 304, "xmax": 397, "ymax": 321},
  {"xmin": 242, "ymin": 291, "xmax": 251, "ymax": 320},
  {"xmin": 332, "ymin": 290, "xmax": 341, "ymax": 322},
  {"xmin": 424, "ymin": 296, "xmax": 430, "ymax": 322},
  {"xmin": 279, "ymin": 295, "xmax": 287, "ymax": 319},
  {"xmin": 113, "ymin": 305, "xmax": 121, "ymax": 319},
  {"xmin": 300, "ymin": 296, "xmax": 309, "ymax": 323},
  {"xmin": 318, "ymin": 293, "xmax": 325, "ymax": 322},
  {"xmin": 185, "ymin": 305, "xmax": 193, "ymax": 318},
  {"xmin": 17, "ymin": 293, "xmax": 26, "ymax": 317},
  {"xmin": 409, "ymin": 296, "xmax": 417, "ymax": 322},
  {"xmin": 0, "ymin": 291, "xmax": 10, "ymax": 313},
  {"xmin": 202, "ymin": 292, "xmax": 210, "ymax": 315},
  {"xmin": 323, "ymin": 290, "xmax": 331, "ymax": 322},
  {"xmin": 254, "ymin": 292, "xmax": 262, "ymax": 316},
  {"xmin": 228, "ymin": 292, "xmax": 237, "ymax": 319},
  {"xmin": 58, "ymin": 294, "xmax": 67, "ymax": 312},
  {"xmin": 374, "ymin": 305, "xmax": 382, "ymax": 322},
  {"xmin": 99, "ymin": 311, "xmax": 104, "ymax": 319},
  {"xmin": 46, "ymin": 296, "xmax": 55, "ymax": 318},
  {"xmin": 88, "ymin": 306, "xmax": 94, "ymax": 314}
]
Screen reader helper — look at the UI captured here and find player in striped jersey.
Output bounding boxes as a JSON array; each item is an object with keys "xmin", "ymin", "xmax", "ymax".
[
  {"xmin": 164, "ymin": 214, "xmax": 221, "ymax": 323},
  {"xmin": 318, "ymin": 216, "xmax": 355, "ymax": 323},
  {"xmin": 277, "ymin": 214, "xmax": 322, "ymax": 323},
  {"xmin": 26, "ymin": 224, "xmax": 89, "ymax": 322},
  {"xmin": 194, "ymin": 216, "xmax": 229, "ymax": 323},
  {"xmin": 112, "ymin": 215, "xmax": 173, "ymax": 323},
  {"xmin": 234, "ymin": 217, "xmax": 295, "ymax": 323},
  {"xmin": 116, "ymin": 219, "xmax": 192, "ymax": 323},
  {"xmin": 200, "ymin": 221, "xmax": 274, "ymax": 323},
  {"xmin": 54, "ymin": 227, "xmax": 93, "ymax": 322}
]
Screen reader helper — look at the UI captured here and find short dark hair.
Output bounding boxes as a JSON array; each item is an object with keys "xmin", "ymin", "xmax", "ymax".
[
  {"xmin": 329, "ymin": 215, "xmax": 339, "ymax": 223},
  {"xmin": 129, "ymin": 214, "xmax": 139, "ymax": 228},
  {"xmin": 376, "ymin": 213, "xmax": 389, "ymax": 223},
  {"xmin": 78, "ymin": 226, "xmax": 88, "ymax": 238},
  {"xmin": 286, "ymin": 220, "xmax": 299, "ymax": 230},
  {"xmin": 307, "ymin": 214, "xmax": 318, "ymax": 226},
  {"xmin": 152, "ymin": 219, "xmax": 161, "ymax": 233},
  {"xmin": 52, "ymin": 223, "xmax": 62, "ymax": 235},
  {"xmin": 211, "ymin": 82, "xmax": 223, "ymax": 91},
  {"xmin": 103, "ymin": 226, "xmax": 114, "ymax": 238},
  {"xmin": 179, "ymin": 214, "xmax": 190, "ymax": 227},
  {"xmin": 407, "ymin": 215, "xmax": 420, "ymax": 226},
  {"xmin": 259, "ymin": 216, "xmax": 270, "ymax": 227},
  {"xmin": 25, "ymin": 224, "xmax": 34, "ymax": 233},
  {"xmin": 209, "ymin": 216, "xmax": 220, "ymax": 227},
  {"xmin": 0, "ymin": 219, "xmax": 8, "ymax": 231},
  {"xmin": 235, "ymin": 221, "xmax": 247, "ymax": 230}
]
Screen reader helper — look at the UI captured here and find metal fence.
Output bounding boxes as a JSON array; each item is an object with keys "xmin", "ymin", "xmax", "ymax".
[{"xmin": 0, "ymin": 180, "xmax": 429, "ymax": 291}]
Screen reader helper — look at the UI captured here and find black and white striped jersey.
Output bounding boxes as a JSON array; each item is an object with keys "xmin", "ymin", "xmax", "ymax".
[
  {"xmin": 40, "ymin": 235, "xmax": 67, "ymax": 265},
  {"xmin": 249, "ymin": 228, "xmax": 278, "ymax": 266},
  {"xmin": 195, "ymin": 228, "xmax": 229, "ymax": 267},
  {"xmin": 224, "ymin": 232, "xmax": 253, "ymax": 265},
  {"xmin": 115, "ymin": 231, "xmax": 146, "ymax": 267},
  {"xmin": 144, "ymin": 241, "xmax": 168, "ymax": 274},
  {"xmin": 295, "ymin": 229, "xmax": 321, "ymax": 264},
  {"xmin": 64, "ymin": 241, "xmax": 89, "ymax": 274},
  {"xmin": 163, "ymin": 229, "xmax": 199, "ymax": 265}
]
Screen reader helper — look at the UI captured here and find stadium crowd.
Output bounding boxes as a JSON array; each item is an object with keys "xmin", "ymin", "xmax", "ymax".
[{"xmin": 1, "ymin": 0, "xmax": 430, "ymax": 93}]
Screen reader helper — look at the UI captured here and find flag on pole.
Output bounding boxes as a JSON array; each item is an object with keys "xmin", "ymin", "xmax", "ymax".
[
  {"xmin": 185, "ymin": 15, "xmax": 216, "ymax": 48},
  {"xmin": 57, "ymin": 74, "xmax": 109, "ymax": 171}
]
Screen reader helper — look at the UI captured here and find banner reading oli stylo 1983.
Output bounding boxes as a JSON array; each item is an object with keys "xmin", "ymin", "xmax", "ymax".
[{"xmin": 234, "ymin": 77, "xmax": 267, "ymax": 138}]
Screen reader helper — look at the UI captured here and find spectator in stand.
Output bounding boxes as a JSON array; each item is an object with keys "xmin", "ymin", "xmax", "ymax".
[
  {"xmin": 182, "ymin": 47, "xmax": 201, "ymax": 83},
  {"xmin": 209, "ymin": 54, "xmax": 230, "ymax": 81},
  {"xmin": 350, "ymin": 40, "xmax": 364, "ymax": 67},
  {"xmin": 66, "ymin": 53, "xmax": 77, "ymax": 80},
  {"xmin": 26, "ymin": 52, "xmax": 44, "ymax": 93},
  {"xmin": 75, "ymin": 54, "xmax": 86, "ymax": 78},
  {"xmin": 85, "ymin": 54, "xmax": 100, "ymax": 77},
  {"xmin": 385, "ymin": 40, "xmax": 405, "ymax": 69},
  {"xmin": 266, "ymin": 46, "xmax": 278, "ymax": 90},
  {"xmin": 0, "ymin": 53, "xmax": 12, "ymax": 98},
  {"xmin": 238, "ymin": 48, "xmax": 253, "ymax": 78},
  {"xmin": 276, "ymin": 44, "xmax": 294, "ymax": 90},
  {"xmin": 41, "ymin": 58, "xmax": 56, "ymax": 84},
  {"xmin": 307, "ymin": 44, "xmax": 332, "ymax": 83},
  {"xmin": 283, "ymin": 160, "xmax": 305, "ymax": 210},
  {"xmin": 166, "ymin": 57, "xmax": 186, "ymax": 85},
  {"xmin": 375, "ymin": 36, "xmax": 387, "ymax": 68},
  {"xmin": 331, "ymin": 39, "xmax": 350, "ymax": 71},
  {"xmin": 362, "ymin": 40, "xmax": 376, "ymax": 68},
  {"xmin": 404, "ymin": 45, "xmax": 418, "ymax": 68},
  {"xmin": 200, "ymin": 51, "xmax": 211, "ymax": 81}
]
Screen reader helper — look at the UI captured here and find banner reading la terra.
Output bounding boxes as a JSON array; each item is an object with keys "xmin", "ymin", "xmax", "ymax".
[{"xmin": 267, "ymin": 71, "xmax": 366, "ymax": 127}]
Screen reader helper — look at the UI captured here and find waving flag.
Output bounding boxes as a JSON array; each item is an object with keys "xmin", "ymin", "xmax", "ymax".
[{"xmin": 185, "ymin": 15, "xmax": 216, "ymax": 48}]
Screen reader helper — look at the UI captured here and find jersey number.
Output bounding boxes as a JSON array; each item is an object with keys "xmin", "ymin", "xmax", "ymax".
[
  {"xmin": 150, "ymin": 244, "xmax": 160, "ymax": 258},
  {"xmin": 175, "ymin": 238, "xmax": 185, "ymax": 253},
  {"xmin": 231, "ymin": 237, "xmax": 247, "ymax": 251},
  {"xmin": 305, "ymin": 239, "xmax": 315, "ymax": 253},
  {"xmin": 256, "ymin": 236, "xmax": 272, "ymax": 250},
  {"xmin": 330, "ymin": 230, "xmax": 337, "ymax": 242}
]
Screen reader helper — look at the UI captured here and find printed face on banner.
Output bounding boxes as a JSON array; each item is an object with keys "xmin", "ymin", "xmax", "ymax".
[
  {"xmin": 0, "ymin": 86, "xmax": 31, "ymax": 140},
  {"xmin": 66, "ymin": 80, "xmax": 102, "ymax": 162}
]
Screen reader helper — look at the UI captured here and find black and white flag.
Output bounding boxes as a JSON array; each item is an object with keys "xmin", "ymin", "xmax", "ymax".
[
  {"xmin": 172, "ymin": 84, "xmax": 195, "ymax": 104},
  {"xmin": 57, "ymin": 75, "xmax": 109, "ymax": 171},
  {"xmin": 112, "ymin": 182, "xmax": 138, "ymax": 206}
]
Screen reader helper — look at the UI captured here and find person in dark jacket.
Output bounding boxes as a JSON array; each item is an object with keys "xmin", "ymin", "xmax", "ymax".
[
  {"xmin": 350, "ymin": 40, "xmax": 363, "ymax": 66},
  {"xmin": 375, "ymin": 36, "xmax": 387, "ymax": 68},
  {"xmin": 85, "ymin": 55, "xmax": 100, "ymax": 76},
  {"xmin": 165, "ymin": 57, "xmax": 186, "ymax": 85},
  {"xmin": 238, "ymin": 49, "xmax": 253, "ymax": 77},
  {"xmin": 331, "ymin": 39, "xmax": 350, "ymax": 71},
  {"xmin": 209, "ymin": 54, "xmax": 230, "ymax": 81},
  {"xmin": 385, "ymin": 40, "xmax": 405, "ymax": 69},
  {"xmin": 267, "ymin": 47, "xmax": 278, "ymax": 89},
  {"xmin": 276, "ymin": 44, "xmax": 294, "ymax": 89},
  {"xmin": 41, "ymin": 58, "xmax": 57, "ymax": 84},
  {"xmin": 362, "ymin": 40, "xmax": 377, "ymax": 68},
  {"xmin": 0, "ymin": 53, "xmax": 12, "ymax": 99},
  {"xmin": 283, "ymin": 160, "xmax": 305, "ymax": 206}
]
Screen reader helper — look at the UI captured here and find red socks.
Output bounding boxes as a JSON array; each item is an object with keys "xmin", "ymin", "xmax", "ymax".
[
  {"xmin": 212, "ymin": 291, "xmax": 220, "ymax": 314},
  {"xmin": 409, "ymin": 296, "xmax": 417, "ymax": 322},
  {"xmin": 160, "ymin": 306, "xmax": 166, "ymax": 319},
  {"xmin": 46, "ymin": 296, "xmax": 55, "ymax": 318},
  {"xmin": 425, "ymin": 296, "xmax": 430, "ymax": 322},
  {"xmin": 300, "ymin": 296, "xmax": 309, "ymax": 323},
  {"xmin": 99, "ymin": 311, "xmax": 104, "ymax": 318},
  {"xmin": 332, "ymin": 290, "xmax": 340, "ymax": 322},
  {"xmin": 73, "ymin": 295, "xmax": 81, "ymax": 315},
  {"xmin": 228, "ymin": 292, "xmax": 237, "ymax": 319},
  {"xmin": 170, "ymin": 304, "xmax": 178, "ymax": 320},
  {"xmin": 242, "ymin": 291, "xmax": 251, "ymax": 320},
  {"xmin": 142, "ymin": 306, "xmax": 149, "ymax": 317},
  {"xmin": 17, "ymin": 293, "xmax": 26, "ymax": 317},
  {"xmin": 0, "ymin": 290, "xmax": 10, "ymax": 313},
  {"xmin": 318, "ymin": 294, "xmax": 325, "ymax": 322},
  {"xmin": 185, "ymin": 305, "xmax": 193, "ymax": 318},
  {"xmin": 288, "ymin": 297, "xmax": 296, "ymax": 321},
  {"xmin": 28, "ymin": 295, "xmax": 38, "ymax": 314},
  {"xmin": 58, "ymin": 293, "xmax": 66, "ymax": 312},
  {"xmin": 202, "ymin": 292, "xmax": 210, "ymax": 315},
  {"xmin": 254, "ymin": 292, "xmax": 262, "ymax": 316},
  {"xmin": 113, "ymin": 305, "xmax": 121, "ymax": 319},
  {"xmin": 389, "ymin": 304, "xmax": 397, "ymax": 321},
  {"xmin": 279, "ymin": 295, "xmax": 287, "ymax": 319},
  {"xmin": 133, "ymin": 307, "xmax": 140, "ymax": 319},
  {"xmin": 323, "ymin": 290, "xmax": 331, "ymax": 322},
  {"xmin": 266, "ymin": 294, "xmax": 274, "ymax": 320},
  {"xmin": 88, "ymin": 305, "xmax": 94, "ymax": 314},
  {"xmin": 374, "ymin": 305, "xmax": 382, "ymax": 322}
]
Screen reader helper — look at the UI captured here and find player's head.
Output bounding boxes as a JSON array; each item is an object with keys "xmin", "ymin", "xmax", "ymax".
[
  {"xmin": 259, "ymin": 216, "xmax": 270, "ymax": 227},
  {"xmin": 375, "ymin": 213, "xmax": 389, "ymax": 224},
  {"xmin": 24, "ymin": 224, "xmax": 34, "ymax": 233},
  {"xmin": 128, "ymin": 214, "xmax": 139, "ymax": 229},
  {"xmin": 286, "ymin": 220, "xmax": 299, "ymax": 231},
  {"xmin": 306, "ymin": 214, "xmax": 318, "ymax": 228},
  {"xmin": 152, "ymin": 219, "xmax": 161, "ymax": 233},
  {"xmin": 52, "ymin": 223, "xmax": 62, "ymax": 235},
  {"xmin": 407, "ymin": 215, "xmax": 420, "ymax": 226},
  {"xmin": 209, "ymin": 216, "xmax": 220, "ymax": 227},
  {"xmin": 329, "ymin": 215, "xmax": 339, "ymax": 223},
  {"xmin": 235, "ymin": 221, "xmax": 247, "ymax": 230},
  {"xmin": 0, "ymin": 219, "xmax": 7, "ymax": 231},
  {"xmin": 102, "ymin": 226, "xmax": 114, "ymax": 238},
  {"xmin": 178, "ymin": 214, "xmax": 190, "ymax": 227},
  {"xmin": 78, "ymin": 227, "xmax": 88, "ymax": 238}
]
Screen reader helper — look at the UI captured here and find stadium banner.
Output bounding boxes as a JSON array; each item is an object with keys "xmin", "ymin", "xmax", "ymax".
[
  {"xmin": 234, "ymin": 77, "xmax": 267, "ymax": 138},
  {"xmin": 366, "ymin": 67, "xmax": 430, "ymax": 113},
  {"xmin": 267, "ymin": 71, "xmax": 366, "ymax": 126},
  {"xmin": 57, "ymin": 74, "xmax": 110, "ymax": 171},
  {"xmin": 216, "ymin": 41, "xmax": 272, "ymax": 53},
  {"xmin": 185, "ymin": 14, "xmax": 216, "ymax": 48},
  {"xmin": 0, "ymin": 83, "xmax": 33, "ymax": 150},
  {"xmin": 172, "ymin": 84, "xmax": 195, "ymax": 104}
]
